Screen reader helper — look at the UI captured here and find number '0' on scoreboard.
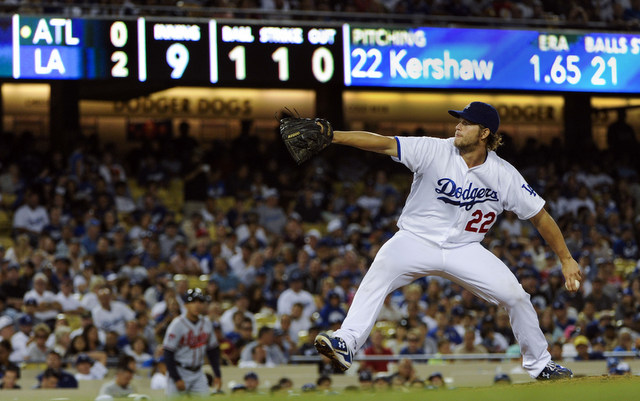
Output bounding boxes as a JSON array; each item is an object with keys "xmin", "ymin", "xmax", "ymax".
[{"xmin": 216, "ymin": 23, "xmax": 340, "ymax": 86}]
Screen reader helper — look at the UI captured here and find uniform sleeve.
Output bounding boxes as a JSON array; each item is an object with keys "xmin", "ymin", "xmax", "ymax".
[
  {"xmin": 502, "ymin": 164, "xmax": 546, "ymax": 220},
  {"xmin": 206, "ymin": 347, "xmax": 221, "ymax": 378},
  {"xmin": 393, "ymin": 136, "xmax": 442, "ymax": 173},
  {"xmin": 162, "ymin": 318, "xmax": 181, "ymax": 351}
]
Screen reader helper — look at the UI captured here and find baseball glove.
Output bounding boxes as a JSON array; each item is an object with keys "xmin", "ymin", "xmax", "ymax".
[{"xmin": 280, "ymin": 117, "xmax": 333, "ymax": 165}]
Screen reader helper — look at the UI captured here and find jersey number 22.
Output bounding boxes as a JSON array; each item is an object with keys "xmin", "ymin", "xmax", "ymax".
[{"xmin": 465, "ymin": 210, "xmax": 496, "ymax": 233}]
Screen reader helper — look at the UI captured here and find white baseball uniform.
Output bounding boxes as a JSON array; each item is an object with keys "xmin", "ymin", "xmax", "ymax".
[
  {"xmin": 334, "ymin": 136, "xmax": 551, "ymax": 378},
  {"xmin": 163, "ymin": 314, "xmax": 218, "ymax": 396}
]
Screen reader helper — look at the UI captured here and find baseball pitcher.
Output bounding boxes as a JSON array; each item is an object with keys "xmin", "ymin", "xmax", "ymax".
[
  {"xmin": 163, "ymin": 288, "xmax": 222, "ymax": 396},
  {"xmin": 286, "ymin": 102, "xmax": 581, "ymax": 380}
]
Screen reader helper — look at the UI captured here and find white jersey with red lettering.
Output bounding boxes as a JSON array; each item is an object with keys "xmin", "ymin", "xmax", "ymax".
[{"xmin": 393, "ymin": 136, "xmax": 544, "ymax": 246}]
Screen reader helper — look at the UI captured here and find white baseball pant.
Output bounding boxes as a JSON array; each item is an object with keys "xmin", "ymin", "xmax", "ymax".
[{"xmin": 333, "ymin": 230, "xmax": 551, "ymax": 378}]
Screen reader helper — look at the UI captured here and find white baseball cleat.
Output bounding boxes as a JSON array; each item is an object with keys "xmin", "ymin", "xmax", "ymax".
[
  {"xmin": 314, "ymin": 333, "xmax": 353, "ymax": 372},
  {"xmin": 536, "ymin": 360, "xmax": 573, "ymax": 380}
]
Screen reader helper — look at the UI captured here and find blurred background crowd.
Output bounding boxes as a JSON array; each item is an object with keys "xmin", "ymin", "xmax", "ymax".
[
  {"xmin": 3, "ymin": 0, "xmax": 640, "ymax": 29},
  {"xmin": 0, "ymin": 112, "xmax": 639, "ymax": 391},
  {"xmin": 0, "ymin": 0, "xmax": 640, "ymax": 394}
]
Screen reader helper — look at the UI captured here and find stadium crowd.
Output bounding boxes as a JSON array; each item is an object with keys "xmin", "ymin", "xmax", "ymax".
[
  {"xmin": 0, "ymin": 115, "xmax": 638, "ymax": 392},
  {"xmin": 2, "ymin": 0, "xmax": 640, "ymax": 29}
]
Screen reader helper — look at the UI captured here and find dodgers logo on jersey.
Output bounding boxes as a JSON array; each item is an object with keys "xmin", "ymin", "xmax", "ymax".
[
  {"xmin": 521, "ymin": 184, "xmax": 537, "ymax": 196},
  {"xmin": 435, "ymin": 178, "xmax": 499, "ymax": 210}
]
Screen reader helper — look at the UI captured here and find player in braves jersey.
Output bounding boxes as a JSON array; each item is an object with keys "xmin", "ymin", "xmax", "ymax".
[
  {"xmin": 163, "ymin": 288, "xmax": 222, "ymax": 396},
  {"xmin": 314, "ymin": 102, "xmax": 581, "ymax": 380}
]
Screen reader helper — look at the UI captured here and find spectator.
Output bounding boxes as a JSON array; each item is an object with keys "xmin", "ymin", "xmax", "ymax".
[
  {"xmin": 51, "ymin": 325, "xmax": 72, "ymax": 357},
  {"xmin": 25, "ymin": 323, "xmax": 52, "ymax": 363},
  {"xmin": 0, "ymin": 263, "xmax": 29, "ymax": 310},
  {"xmin": 0, "ymin": 364, "xmax": 20, "ymax": 389},
  {"xmin": 0, "ymin": 163, "xmax": 23, "ymax": 195},
  {"xmin": 612, "ymin": 328, "xmax": 637, "ymax": 354},
  {"xmin": 377, "ymin": 295, "xmax": 403, "ymax": 323},
  {"xmin": 98, "ymin": 365, "xmax": 136, "ymax": 398},
  {"xmin": 612, "ymin": 226, "xmax": 638, "ymax": 260},
  {"xmin": 428, "ymin": 311, "xmax": 463, "ymax": 345},
  {"xmin": 167, "ymin": 238, "xmax": 199, "ymax": 274},
  {"xmin": 219, "ymin": 294, "xmax": 255, "ymax": 335},
  {"xmin": 256, "ymin": 189, "xmax": 287, "ymax": 235},
  {"xmin": 238, "ymin": 343, "xmax": 270, "ymax": 368},
  {"xmin": 55, "ymin": 277, "xmax": 84, "ymax": 315},
  {"xmin": 585, "ymin": 277, "xmax": 615, "ymax": 311},
  {"xmin": 181, "ymin": 212, "xmax": 208, "ymax": 250},
  {"xmin": 73, "ymin": 353, "xmax": 108, "ymax": 381},
  {"xmin": 150, "ymin": 357, "xmax": 168, "ymax": 390},
  {"xmin": 9, "ymin": 315, "xmax": 34, "ymax": 362},
  {"xmin": 453, "ymin": 328, "xmax": 488, "ymax": 355},
  {"xmin": 12, "ymin": 189, "xmax": 50, "ymax": 238},
  {"xmin": 316, "ymin": 374, "xmax": 333, "ymax": 392},
  {"xmin": 277, "ymin": 270, "xmax": 316, "ymax": 319},
  {"xmin": 318, "ymin": 292, "xmax": 346, "ymax": 329},
  {"xmin": 574, "ymin": 335, "xmax": 604, "ymax": 361},
  {"xmin": 479, "ymin": 315, "xmax": 509, "ymax": 353},
  {"xmin": 191, "ymin": 237, "xmax": 214, "ymax": 274},
  {"xmin": 427, "ymin": 371, "xmax": 446, "ymax": 388},
  {"xmin": 282, "ymin": 303, "xmax": 311, "ymax": 343},
  {"xmin": 91, "ymin": 287, "xmax": 135, "ymax": 336},
  {"xmin": 239, "ymin": 326, "xmax": 287, "ymax": 366},
  {"xmin": 37, "ymin": 368, "xmax": 60, "ymax": 389},
  {"xmin": 5, "ymin": 234, "xmax": 33, "ymax": 265},
  {"xmin": 0, "ymin": 340, "xmax": 19, "ymax": 381},
  {"xmin": 389, "ymin": 358, "xmax": 419, "ymax": 385},
  {"xmin": 399, "ymin": 329, "xmax": 428, "ymax": 361},
  {"xmin": 362, "ymin": 329, "xmax": 393, "ymax": 373},
  {"xmin": 124, "ymin": 335, "xmax": 153, "ymax": 367},
  {"xmin": 36, "ymin": 350, "xmax": 78, "ymax": 388},
  {"xmin": 114, "ymin": 181, "xmax": 136, "ymax": 214},
  {"xmin": 210, "ymin": 259, "xmax": 241, "ymax": 301},
  {"xmin": 243, "ymin": 371, "xmax": 260, "ymax": 393},
  {"xmin": 80, "ymin": 219, "xmax": 101, "ymax": 256}
]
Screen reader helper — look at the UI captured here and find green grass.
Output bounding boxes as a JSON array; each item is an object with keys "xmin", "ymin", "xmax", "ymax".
[
  {"xmin": 8, "ymin": 376, "xmax": 640, "ymax": 401},
  {"xmin": 197, "ymin": 376, "xmax": 638, "ymax": 401}
]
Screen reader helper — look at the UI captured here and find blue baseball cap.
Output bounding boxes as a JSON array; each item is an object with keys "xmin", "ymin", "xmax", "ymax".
[
  {"xmin": 24, "ymin": 298, "xmax": 38, "ymax": 307},
  {"xmin": 75, "ymin": 353, "xmax": 94, "ymax": 365},
  {"xmin": 18, "ymin": 315, "xmax": 34, "ymax": 326},
  {"xmin": 244, "ymin": 371, "xmax": 258, "ymax": 380},
  {"xmin": 448, "ymin": 102, "xmax": 500, "ymax": 134}
]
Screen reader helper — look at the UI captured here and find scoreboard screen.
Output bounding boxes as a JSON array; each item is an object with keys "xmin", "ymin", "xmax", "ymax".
[
  {"xmin": 343, "ymin": 25, "xmax": 640, "ymax": 93},
  {"xmin": 215, "ymin": 22, "xmax": 341, "ymax": 87},
  {"xmin": 0, "ymin": 17, "xmax": 11, "ymax": 78},
  {"xmin": 2, "ymin": 15, "xmax": 640, "ymax": 94},
  {"xmin": 3, "ymin": 15, "xmax": 342, "ymax": 87}
]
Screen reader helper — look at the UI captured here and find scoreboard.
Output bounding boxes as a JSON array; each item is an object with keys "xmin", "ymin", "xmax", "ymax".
[
  {"xmin": 2, "ymin": 15, "xmax": 342, "ymax": 87},
  {"xmin": 343, "ymin": 25, "xmax": 640, "ymax": 93},
  {"xmin": 2, "ymin": 15, "xmax": 640, "ymax": 93}
]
